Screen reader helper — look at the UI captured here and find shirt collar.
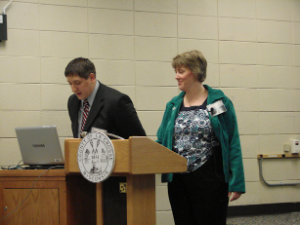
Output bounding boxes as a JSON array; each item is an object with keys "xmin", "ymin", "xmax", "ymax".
[{"xmin": 81, "ymin": 80, "xmax": 100, "ymax": 108}]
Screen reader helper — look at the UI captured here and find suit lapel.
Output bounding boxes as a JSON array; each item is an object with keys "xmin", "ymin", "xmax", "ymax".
[
  {"xmin": 83, "ymin": 81, "xmax": 105, "ymax": 131},
  {"xmin": 70, "ymin": 96, "xmax": 81, "ymax": 137}
]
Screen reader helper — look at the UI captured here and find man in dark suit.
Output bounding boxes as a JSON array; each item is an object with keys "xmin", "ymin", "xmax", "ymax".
[
  {"xmin": 64, "ymin": 57, "xmax": 146, "ymax": 224},
  {"xmin": 65, "ymin": 57, "xmax": 146, "ymax": 139}
]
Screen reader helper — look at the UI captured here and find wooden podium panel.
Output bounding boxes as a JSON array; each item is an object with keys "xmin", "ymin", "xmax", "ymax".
[
  {"xmin": 126, "ymin": 174, "xmax": 155, "ymax": 225},
  {"xmin": 130, "ymin": 137, "xmax": 187, "ymax": 174}
]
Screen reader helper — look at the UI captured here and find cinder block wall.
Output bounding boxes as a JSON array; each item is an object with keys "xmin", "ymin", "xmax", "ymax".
[{"xmin": 0, "ymin": 0, "xmax": 299, "ymax": 224}]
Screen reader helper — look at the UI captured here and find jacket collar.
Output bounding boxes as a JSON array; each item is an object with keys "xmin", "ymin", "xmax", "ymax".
[
  {"xmin": 170, "ymin": 91, "xmax": 185, "ymax": 105},
  {"xmin": 83, "ymin": 81, "xmax": 105, "ymax": 131},
  {"xmin": 70, "ymin": 97, "xmax": 80, "ymax": 137},
  {"xmin": 170, "ymin": 85, "xmax": 225, "ymax": 105},
  {"xmin": 204, "ymin": 85, "xmax": 225, "ymax": 104}
]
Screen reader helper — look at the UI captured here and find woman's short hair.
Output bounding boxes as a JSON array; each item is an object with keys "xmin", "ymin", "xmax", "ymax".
[
  {"xmin": 65, "ymin": 57, "xmax": 96, "ymax": 79},
  {"xmin": 172, "ymin": 50, "xmax": 207, "ymax": 82}
]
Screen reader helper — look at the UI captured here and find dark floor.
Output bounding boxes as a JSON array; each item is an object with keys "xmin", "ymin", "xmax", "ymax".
[{"xmin": 227, "ymin": 212, "xmax": 300, "ymax": 225}]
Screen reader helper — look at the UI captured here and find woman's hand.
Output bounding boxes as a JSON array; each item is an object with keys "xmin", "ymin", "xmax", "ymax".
[{"xmin": 228, "ymin": 192, "xmax": 242, "ymax": 202}]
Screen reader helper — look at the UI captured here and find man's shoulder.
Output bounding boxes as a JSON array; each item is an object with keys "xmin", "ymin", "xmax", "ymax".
[
  {"xmin": 98, "ymin": 83, "xmax": 128, "ymax": 101},
  {"xmin": 101, "ymin": 83, "xmax": 124, "ymax": 96},
  {"xmin": 95, "ymin": 83, "xmax": 131, "ymax": 105}
]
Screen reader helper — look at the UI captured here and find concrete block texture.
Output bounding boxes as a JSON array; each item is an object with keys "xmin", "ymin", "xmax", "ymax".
[
  {"xmin": 0, "ymin": 138, "xmax": 22, "ymax": 166},
  {"xmin": 41, "ymin": 57, "xmax": 73, "ymax": 84},
  {"xmin": 240, "ymin": 135, "xmax": 259, "ymax": 159},
  {"xmin": 219, "ymin": 18, "xmax": 256, "ymax": 42},
  {"xmin": 257, "ymin": 43, "xmax": 293, "ymax": 66},
  {"xmin": 40, "ymin": 31, "xmax": 89, "ymax": 57},
  {"xmin": 135, "ymin": 12, "xmax": 177, "ymax": 38},
  {"xmin": 94, "ymin": 59, "xmax": 135, "ymax": 86},
  {"xmin": 229, "ymin": 182, "xmax": 260, "ymax": 206},
  {"xmin": 88, "ymin": 0, "xmax": 133, "ymax": 10},
  {"xmin": 257, "ymin": 20, "xmax": 293, "ymax": 44},
  {"xmin": 294, "ymin": 22, "xmax": 300, "ymax": 44},
  {"xmin": 0, "ymin": 84, "xmax": 41, "ymax": 110},
  {"xmin": 1, "ymin": 1, "xmax": 300, "ymax": 224},
  {"xmin": 178, "ymin": 15, "xmax": 218, "ymax": 40},
  {"xmin": 134, "ymin": 0, "xmax": 177, "ymax": 13},
  {"xmin": 257, "ymin": 66, "xmax": 296, "ymax": 89},
  {"xmin": 40, "ymin": 5, "xmax": 88, "ymax": 32},
  {"xmin": 258, "ymin": 112, "xmax": 295, "ymax": 134},
  {"xmin": 89, "ymin": 8, "xmax": 133, "ymax": 35},
  {"xmin": 135, "ymin": 36, "xmax": 177, "ymax": 61},
  {"xmin": 0, "ymin": 56, "xmax": 40, "ymax": 83},
  {"xmin": 218, "ymin": 0, "xmax": 256, "ymax": 18},
  {"xmin": 178, "ymin": 39, "xmax": 219, "ymax": 63},
  {"xmin": 178, "ymin": 0, "xmax": 217, "ymax": 16},
  {"xmin": 0, "ymin": 111, "xmax": 42, "ymax": 137},
  {"xmin": 41, "ymin": 84, "xmax": 70, "ymax": 110},
  {"xmin": 89, "ymin": 34, "xmax": 134, "ymax": 59},
  {"xmin": 259, "ymin": 134, "xmax": 297, "ymax": 154},
  {"xmin": 40, "ymin": 0, "xmax": 87, "ymax": 7},
  {"xmin": 219, "ymin": 41, "xmax": 257, "ymax": 64},
  {"xmin": 0, "ymin": 29, "xmax": 40, "ymax": 56},
  {"xmin": 135, "ymin": 61, "xmax": 176, "ymax": 86},
  {"xmin": 5, "ymin": 2, "xmax": 39, "ymax": 30},
  {"xmin": 236, "ymin": 112, "xmax": 259, "ymax": 135},
  {"xmin": 256, "ymin": 0, "xmax": 293, "ymax": 21},
  {"xmin": 220, "ymin": 64, "xmax": 257, "ymax": 88},
  {"xmin": 294, "ymin": 1, "xmax": 300, "ymax": 21}
]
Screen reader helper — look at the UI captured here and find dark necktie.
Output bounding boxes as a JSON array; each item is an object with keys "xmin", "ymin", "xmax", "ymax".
[{"xmin": 81, "ymin": 99, "xmax": 90, "ymax": 133}]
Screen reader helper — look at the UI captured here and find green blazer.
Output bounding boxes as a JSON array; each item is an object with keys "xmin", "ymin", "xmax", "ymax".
[{"xmin": 156, "ymin": 85, "xmax": 245, "ymax": 193}]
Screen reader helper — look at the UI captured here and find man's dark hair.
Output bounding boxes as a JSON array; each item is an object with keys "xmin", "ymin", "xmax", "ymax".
[{"xmin": 64, "ymin": 57, "xmax": 96, "ymax": 79}]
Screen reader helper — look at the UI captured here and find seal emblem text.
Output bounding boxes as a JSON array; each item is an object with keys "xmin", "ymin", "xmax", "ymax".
[{"xmin": 77, "ymin": 131, "xmax": 115, "ymax": 183}]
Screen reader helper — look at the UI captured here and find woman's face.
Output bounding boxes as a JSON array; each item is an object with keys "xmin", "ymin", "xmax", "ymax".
[{"xmin": 175, "ymin": 66, "xmax": 198, "ymax": 92}]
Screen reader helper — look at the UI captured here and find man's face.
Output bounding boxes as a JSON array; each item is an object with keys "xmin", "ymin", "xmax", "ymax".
[{"xmin": 67, "ymin": 74, "xmax": 96, "ymax": 100}]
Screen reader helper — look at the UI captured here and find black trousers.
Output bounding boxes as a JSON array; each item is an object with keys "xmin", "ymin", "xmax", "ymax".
[{"xmin": 168, "ymin": 152, "xmax": 229, "ymax": 225}]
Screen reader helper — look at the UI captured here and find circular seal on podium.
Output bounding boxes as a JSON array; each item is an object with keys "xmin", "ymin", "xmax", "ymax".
[{"xmin": 77, "ymin": 131, "xmax": 115, "ymax": 183}]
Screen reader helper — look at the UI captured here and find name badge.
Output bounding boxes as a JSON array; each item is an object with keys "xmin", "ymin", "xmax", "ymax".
[{"xmin": 207, "ymin": 100, "xmax": 227, "ymax": 117}]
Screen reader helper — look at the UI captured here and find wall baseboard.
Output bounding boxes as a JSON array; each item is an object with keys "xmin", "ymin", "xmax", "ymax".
[{"xmin": 228, "ymin": 203, "xmax": 300, "ymax": 217}]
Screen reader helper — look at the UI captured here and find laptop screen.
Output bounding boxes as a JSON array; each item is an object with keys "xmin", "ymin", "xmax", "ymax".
[{"xmin": 15, "ymin": 125, "xmax": 64, "ymax": 167}]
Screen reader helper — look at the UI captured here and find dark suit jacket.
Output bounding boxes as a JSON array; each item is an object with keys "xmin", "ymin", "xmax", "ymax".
[{"xmin": 68, "ymin": 81, "xmax": 146, "ymax": 139}]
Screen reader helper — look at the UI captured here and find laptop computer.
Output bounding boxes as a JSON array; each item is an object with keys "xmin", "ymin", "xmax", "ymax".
[{"xmin": 15, "ymin": 125, "xmax": 64, "ymax": 169}]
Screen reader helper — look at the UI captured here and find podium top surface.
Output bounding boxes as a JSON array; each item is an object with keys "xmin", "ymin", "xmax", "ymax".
[{"xmin": 65, "ymin": 136, "xmax": 187, "ymax": 175}]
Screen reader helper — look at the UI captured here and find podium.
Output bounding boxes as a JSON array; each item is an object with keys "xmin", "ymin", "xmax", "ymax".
[{"xmin": 64, "ymin": 136, "xmax": 187, "ymax": 225}]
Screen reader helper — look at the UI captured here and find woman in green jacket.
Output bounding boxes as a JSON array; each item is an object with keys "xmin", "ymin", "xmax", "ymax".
[{"xmin": 156, "ymin": 50, "xmax": 245, "ymax": 225}]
